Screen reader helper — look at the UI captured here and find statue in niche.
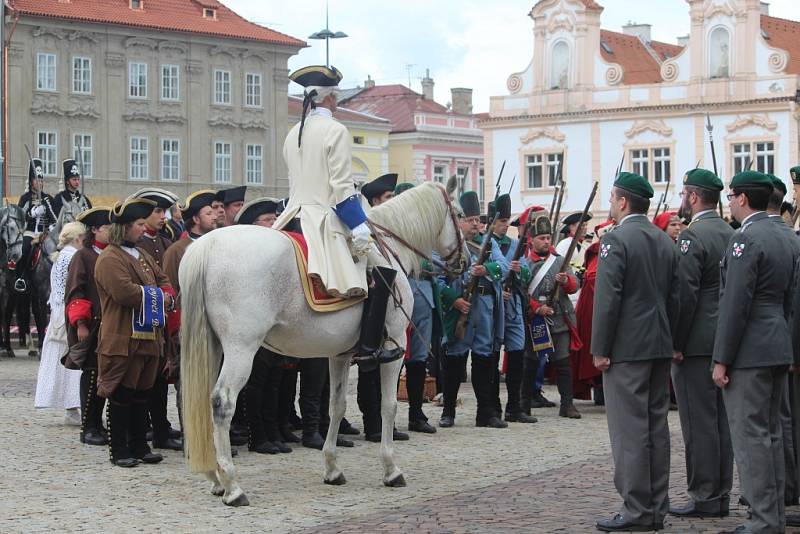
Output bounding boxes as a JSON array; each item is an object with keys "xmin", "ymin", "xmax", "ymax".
[
  {"xmin": 550, "ymin": 41, "xmax": 570, "ymax": 89},
  {"xmin": 710, "ymin": 27, "xmax": 730, "ymax": 78}
]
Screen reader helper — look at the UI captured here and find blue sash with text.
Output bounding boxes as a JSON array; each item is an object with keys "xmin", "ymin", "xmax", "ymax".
[{"xmin": 131, "ymin": 285, "xmax": 165, "ymax": 340}]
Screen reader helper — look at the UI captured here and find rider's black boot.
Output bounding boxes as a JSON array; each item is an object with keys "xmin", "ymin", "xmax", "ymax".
[{"xmin": 352, "ymin": 267, "xmax": 403, "ymax": 369}]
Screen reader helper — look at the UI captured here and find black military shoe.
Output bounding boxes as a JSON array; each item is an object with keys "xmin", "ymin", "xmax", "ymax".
[
  {"xmin": 153, "ymin": 437, "xmax": 183, "ymax": 451},
  {"xmin": 81, "ymin": 428, "xmax": 108, "ymax": 446},
  {"xmin": 439, "ymin": 415, "xmax": 454, "ymax": 428},
  {"xmin": 249, "ymin": 440, "xmax": 280, "ymax": 454},
  {"xmin": 596, "ymin": 514, "xmax": 654, "ymax": 532},
  {"xmin": 393, "ymin": 428, "xmax": 409, "ymax": 441},
  {"xmin": 302, "ymin": 432, "xmax": 325, "ymax": 450},
  {"xmin": 531, "ymin": 390, "xmax": 556, "ymax": 408},
  {"xmin": 339, "ymin": 419, "xmax": 360, "ymax": 435},
  {"xmin": 137, "ymin": 451, "xmax": 164, "ymax": 464},
  {"xmin": 337, "ymin": 437, "xmax": 354, "ymax": 448},
  {"xmin": 229, "ymin": 431, "xmax": 248, "ymax": 447},
  {"xmin": 280, "ymin": 425, "xmax": 301, "ymax": 443},
  {"xmin": 167, "ymin": 427, "xmax": 182, "ymax": 439},
  {"xmin": 504, "ymin": 412, "xmax": 538, "ymax": 424},
  {"xmin": 476, "ymin": 416, "xmax": 508, "ymax": 429},
  {"xmin": 272, "ymin": 440, "xmax": 292, "ymax": 454},
  {"xmin": 408, "ymin": 419, "xmax": 437, "ymax": 434}
]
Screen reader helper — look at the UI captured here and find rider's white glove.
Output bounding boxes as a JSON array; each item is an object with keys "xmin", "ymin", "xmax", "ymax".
[
  {"xmin": 351, "ymin": 222, "xmax": 371, "ymax": 255},
  {"xmin": 48, "ymin": 224, "xmax": 56, "ymax": 233},
  {"xmin": 32, "ymin": 205, "xmax": 46, "ymax": 218}
]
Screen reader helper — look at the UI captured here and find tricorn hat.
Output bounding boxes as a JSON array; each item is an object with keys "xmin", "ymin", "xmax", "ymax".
[
  {"xmin": 361, "ymin": 173, "xmax": 398, "ymax": 205},
  {"xmin": 234, "ymin": 197, "xmax": 280, "ymax": 225},
  {"xmin": 180, "ymin": 190, "xmax": 217, "ymax": 220},
  {"xmin": 217, "ymin": 186, "xmax": 247, "ymax": 206},
  {"xmin": 77, "ymin": 206, "xmax": 111, "ymax": 228},
  {"xmin": 130, "ymin": 187, "xmax": 179, "ymax": 210},
  {"xmin": 289, "ymin": 65, "xmax": 343, "ymax": 88},
  {"xmin": 110, "ymin": 198, "xmax": 157, "ymax": 224},
  {"xmin": 62, "ymin": 159, "xmax": 80, "ymax": 186}
]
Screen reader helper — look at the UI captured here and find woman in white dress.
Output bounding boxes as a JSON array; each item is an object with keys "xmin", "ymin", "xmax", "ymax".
[{"xmin": 34, "ymin": 222, "xmax": 87, "ymax": 424}]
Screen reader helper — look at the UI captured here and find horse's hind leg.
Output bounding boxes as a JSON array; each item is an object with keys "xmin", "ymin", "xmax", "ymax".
[
  {"xmin": 322, "ymin": 355, "xmax": 351, "ymax": 485},
  {"xmin": 380, "ymin": 358, "xmax": 406, "ymax": 487},
  {"xmin": 205, "ymin": 471, "xmax": 224, "ymax": 496},
  {"xmin": 210, "ymin": 353, "xmax": 253, "ymax": 507}
]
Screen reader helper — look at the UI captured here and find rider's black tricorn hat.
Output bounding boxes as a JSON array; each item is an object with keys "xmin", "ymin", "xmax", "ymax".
[
  {"xmin": 234, "ymin": 197, "xmax": 280, "ymax": 225},
  {"xmin": 110, "ymin": 198, "xmax": 157, "ymax": 224},
  {"xmin": 77, "ymin": 207, "xmax": 111, "ymax": 228},
  {"xmin": 218, "ymin": 186, "xmax": 247, "ymax": 206},
  {"xmin": 289, "ymin": 65, "xmax": 343, "ymax": 88},
  {"xmin": 180, "ymin": 190, "xmax": 217, "ymax": 220},
  {"xmin": 361, "ymin": 173, "xmax": 398, "ymax": 205},
  {"xmin": 131, "ymin": 187, "xmax": 179, "ymax": 210}
]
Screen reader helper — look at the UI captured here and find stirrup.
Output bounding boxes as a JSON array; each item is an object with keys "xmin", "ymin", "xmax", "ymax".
[
  {"xmin": 13, "ymin": 278, "xmax": 27, "ymax": 293},
  {"xmin": 353, "ymin": 347, "xmax": 404, "ymax": 366}
]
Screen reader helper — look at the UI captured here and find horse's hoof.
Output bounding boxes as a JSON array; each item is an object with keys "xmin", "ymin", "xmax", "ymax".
[
  {"xmin": 324, "ymin": 473, "xmax": 347, "ymax": 486},
  {"xmin": 211, "ymin": 486, "xmax": 224, "ymax": 496},
  {"xmin": 384, "ymin": 474, "xmax": 406, "ymax": 488},
  {"xmin": 223, "ymin": 493, "xmax": 249, "ymax": 507}
]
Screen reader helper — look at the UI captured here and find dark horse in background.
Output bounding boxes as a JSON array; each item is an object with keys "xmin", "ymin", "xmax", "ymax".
[{"xmin": 0, "ymin": 204, "xmax": 50, "ymax": 358}]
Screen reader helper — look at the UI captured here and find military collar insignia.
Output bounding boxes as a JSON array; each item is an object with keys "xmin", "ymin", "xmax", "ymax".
[
  {"xmin": 600, "ymin": 243, "xmax": 611, "ymax": 258},
  {"xmin": 732, "ymin": 242, "xmax": 745, "ymax": 258},
  {"xmin": 679, "ymin": 239, "xmax": 691, "ymax": 254}
]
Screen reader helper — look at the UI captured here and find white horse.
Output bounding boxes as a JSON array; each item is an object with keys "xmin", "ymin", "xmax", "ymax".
[{"xmin": 179, "ymin": 180, "xmax": 465, "ymax": 506}]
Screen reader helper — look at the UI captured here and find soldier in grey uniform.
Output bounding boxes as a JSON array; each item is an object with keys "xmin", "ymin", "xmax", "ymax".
[
  {"xmin": 669, "ymin": 168, "xmax": 734, "ymax": 518},
  {"xmin": 592, "ymin": 172, "xmax": 679, "ymax": 532},
  {"xmin": 713, "ymin": 170, "xmax": 800, "ymax": 534}
]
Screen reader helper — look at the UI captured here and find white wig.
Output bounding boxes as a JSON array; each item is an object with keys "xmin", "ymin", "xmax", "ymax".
[{"xmin": 306, "ymin": 85, "xmax": 338, "ymax": 104}]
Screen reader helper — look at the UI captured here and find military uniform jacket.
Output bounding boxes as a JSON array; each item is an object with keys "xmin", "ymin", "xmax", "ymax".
[
  {"xmin": 526, "ymin": 251, "xmax": 577, "ymax": 334},
  {"xmin": 591, "ymin": 214, "xmax": 679, "ymax": 363},
  {"xmin": 137, "ymin": 230, "xmax": 172, "ymax": 269},
  {"xmin": 673, "ymin": 210, "xmax": 734, "ymax": 357},
  {"xmin": 714, "ymin": 212, "xmax": 798, "ymax": 368},
  {"xmin": 19, "ymin": 191, "xmax": 57, "ymax": 234},
  {"xmin": 51, "ymin": 190, "xmax": 92, "ymax": 220},
  {"xmin": 94, "ymin": 245, "xmax": 172, "ymax": 358}
]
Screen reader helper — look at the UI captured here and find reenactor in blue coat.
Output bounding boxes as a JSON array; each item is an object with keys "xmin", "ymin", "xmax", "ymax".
[
  {"xmin": 669, "ymin": 168, "xmax": 734, "ymax": 519},
  {"xmin": 438, "ymin": 191, "xmax": 508, "ymax": 429},
  {"xmin": 712, "ymin": 170, "xmax": 800, "ymax": 534}
]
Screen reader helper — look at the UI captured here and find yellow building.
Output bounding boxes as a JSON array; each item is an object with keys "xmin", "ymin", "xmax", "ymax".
[{"xmin": 288, "ymin": 96, "xmax": 391, "ymax": 186}]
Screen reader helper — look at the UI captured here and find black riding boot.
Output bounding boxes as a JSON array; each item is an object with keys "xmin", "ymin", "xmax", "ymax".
[
  {"xmin": 149, "ymin": 374, "xmax": 181, "ymax": 450},
  {"xmin": 353, "ymin": 267, "xmax": 403, "ymax": 369},
  {"xmin": 555, "ymin": 358, "xmax": 580, "ymax": 419},
  {"xmin": 406, "ymin": 361, "xmax": 436, "ymax": 433},
  {"xmin": 505, "ymin": 350, "xmax": 537, "ymax": 423},
  {"xmin": 245, "ymin": 352, "xmax": 278, "ymax": 454},
  {"xmin": 130, "ymin": 393, "xmax": 164, "ymax": 463},
  {"xmin": 80, "ymin": 369, "xmax": 107, "ymax": 445},
  {"xmin": 278, "ymin": 367, "xmax": 301, "ymax": 443},
  {"xmin": 439, "ymin": 354, "xmax": 467, "ymax": 427},
  {"xmin": 13, "ymin": 238, "xmax": 33, "ymax": 292},
  {"xmin": 358, "ymin": 366, "xmax": 382, "ymax": 438},
  {"xmin": 299, "ymin": 358, "xmax": 327, "ymax": 450},
  {"xmin": 107, "ymin": 401, "xmax": 138, "ymax": 468},
  {"xmin": 472, "ymin": 356, "xmax": 507, "ymax": 428}
]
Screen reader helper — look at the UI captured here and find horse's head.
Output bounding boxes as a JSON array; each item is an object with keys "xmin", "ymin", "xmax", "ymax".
[{"xmin": 0, "ymin": 204, "xmax": 25, "ymax": 266}]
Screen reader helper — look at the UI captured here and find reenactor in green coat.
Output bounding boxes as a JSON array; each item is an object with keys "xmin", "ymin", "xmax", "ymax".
[
  {"xmin": 669, "ymin": 169, "xmax": 734, "ymax": 519},
  {"xmin": 712, "ymin": 170, "xmax": 800, "ymax": 534},
  {"xmin": 592, "ymin": 172, "xmax": 680, "ymax": 532}
]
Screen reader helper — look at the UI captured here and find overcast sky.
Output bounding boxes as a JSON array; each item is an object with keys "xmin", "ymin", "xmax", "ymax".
[{"xmin": 226, "ymin": 0, "xmax": 798, "ymax": 112}]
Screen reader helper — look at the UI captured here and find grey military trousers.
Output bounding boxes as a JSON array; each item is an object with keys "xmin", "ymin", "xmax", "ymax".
[
  {"xmin": 604, "ymin": 358, "xmax": 671, "ymax": 526},
  {"xmin": 723, "ymin": 366, "xmax": 787, "ymax": 534},
  {"xmin": 671, "ymin": 356, "xmax": 733, "ymax": 513}
]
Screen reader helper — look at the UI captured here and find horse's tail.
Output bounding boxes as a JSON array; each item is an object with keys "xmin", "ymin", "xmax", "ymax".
[{"xmin": 179, "ymin": 238, "xmax": 218, "ymax": 473}]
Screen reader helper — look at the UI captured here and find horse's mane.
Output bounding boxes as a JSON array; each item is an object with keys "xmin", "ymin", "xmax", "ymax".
[{"xmin": 369, "ymin": 182, "xmax": 448, "ymax": 275}]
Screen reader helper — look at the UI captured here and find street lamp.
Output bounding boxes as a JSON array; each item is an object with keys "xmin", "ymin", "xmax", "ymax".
[{"xmin": 308, "ymin": 4, "xmax": 347, "ymax": 67}]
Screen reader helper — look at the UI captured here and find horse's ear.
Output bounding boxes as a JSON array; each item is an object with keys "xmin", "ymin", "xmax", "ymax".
[{"xmin": 446, "ymin": 175, "xmax": 458, "ymax": 197}]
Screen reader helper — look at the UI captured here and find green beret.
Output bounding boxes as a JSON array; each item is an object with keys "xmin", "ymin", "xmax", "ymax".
[
  {"xmin": 394, "ymin": 182, "xmax": 414, "ymax": 195},
  {"xmin": 730, "ymin": 170, "xmax": 773, "ymax": 189},
  {"xmin": 768, "ymin": 174, "xmax": 787, "ymax": 195},
  {"xmin": 790, "ymin": 166, "xmax": 800, "ymax": 185},
  {"xmin": 683, "ymin": 168, "xmax": 723, "ymax": 191},
  {"xmin": 614, "ymin": 171, "xmax": 654, "ymax": 199}
]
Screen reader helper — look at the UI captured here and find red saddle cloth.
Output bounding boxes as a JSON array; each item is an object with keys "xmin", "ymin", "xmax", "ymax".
[{"xmin": 281, "ymin": 231, "xmax": 362, "ymax": 313}]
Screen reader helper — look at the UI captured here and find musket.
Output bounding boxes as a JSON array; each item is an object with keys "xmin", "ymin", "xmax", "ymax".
[
  {"xmin": 615, "ymin": 151, "xmax": 625, "ymax": 178},
  {"xmin": 746, "ymin": 157, "xmax": 754, "ymax": 171},
  {"xmin": 23, "ymin": 144, "xmax": 41, "ymax": 204},
  {"xmin": 706, "ymin": 114, "xmax": 724, "ymax": 218},
  {"xmin": 503, "ymin": 213, "xmax": 532, "ymax": 296},
  {"xmin": 494, "ymin": 160, "xmax": 506, "ymax": 200},
  {"xmin": 547, "ymin": 181, "xmax": 598, "ymax": 306},
  {"xmin": 653, "ymin": 171, "xmax": 673, "ymax": 221},
  {"xmin": 550, "ymin": 153, "xmax": 566, "ymax": 243},
  {"xmin": 75, "ymin": 137, "xmax": 86, "ymax": 197}
]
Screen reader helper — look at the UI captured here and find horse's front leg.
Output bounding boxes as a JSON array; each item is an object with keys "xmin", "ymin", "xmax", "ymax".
[
  {"xmin": 380, "ymin": 357, "xmax": 406, "ymax": 487},
  {"xmin": 322, "ymin": 355, "xmax": 350, "ymax": 485},
  {"xmin": 211, "ymin": 362, "xmax": 250, "ymax": 506}
]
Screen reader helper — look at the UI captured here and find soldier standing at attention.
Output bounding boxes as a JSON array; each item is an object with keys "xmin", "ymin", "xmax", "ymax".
[
  {"xmin": 669, "ymin": 169, "xmax": 734, "ymax": 519},
  {"xmin": 713, "ymin": 170, "xmax": 800, "ymax": 534},
  {"xmin": 592, "ymin": 172, "xmax": 679, "ymax": 532}
]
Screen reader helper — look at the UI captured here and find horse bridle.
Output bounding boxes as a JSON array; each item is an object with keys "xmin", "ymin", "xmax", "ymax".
[{"xmin": 368, "ymin": 185, "xmax": 466, "ymax": 275}]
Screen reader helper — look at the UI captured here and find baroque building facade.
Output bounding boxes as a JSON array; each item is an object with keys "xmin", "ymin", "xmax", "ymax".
[
  {"xmin": 5, "ymin": 0, "xmax": 304, "ymax": 200},
  {"xmin": 482, "ymin": 0, "xmax": 800, "ymax": 217}
]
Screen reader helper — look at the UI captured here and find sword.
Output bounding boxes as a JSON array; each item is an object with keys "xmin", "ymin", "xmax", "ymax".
[
  {"xmin": 75, "ymin": 137, "xmax": 86, "ymax": 198},
  {"xmin": 23, "ymin": 144, "xmax": 42, "ymax": 204}
]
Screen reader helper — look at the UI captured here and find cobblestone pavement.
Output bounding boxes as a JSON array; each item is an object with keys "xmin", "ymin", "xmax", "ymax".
[{"xmin": 2, "ymin": 352, "xmax": 799, "ymax": 533}]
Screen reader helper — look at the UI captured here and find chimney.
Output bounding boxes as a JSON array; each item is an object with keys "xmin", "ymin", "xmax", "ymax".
[
  {"xmin": 450, "ymin": 88, "xmax": 473, "ymax": 115},
  {"xmin": 760, "ymin": 2, "xmax": 770, "ymax": 15},
  {"xmin": 677, "ymin": 34, "xmax": 689, "ymax": 47},
  {"xmin": 622, "ymin": 21, "xmax": 652, "ymax": 43},
  {"xmin": 421, "ymin": 68, "xmax": 434, "ymax": 100},
  {"xmin": 364, "ymin": 75, "xmax": 375, "ymax": 89}
]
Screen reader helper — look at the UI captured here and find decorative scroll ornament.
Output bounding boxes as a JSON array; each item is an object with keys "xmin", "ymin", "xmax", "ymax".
[
  {"xmin": 625, "ymin": 120, "xmax": 673, "ymax": 138},
  {"xmin": 768, "ymin": 51, "xmax": 788, "ymax": 73},
  {"xmin": 520, "ymin": 127, "xmax": 565, "ymax": 144},
  {"xmin": 725, "ymin": 114, "xmax": 777, "ymax": 133},
  {"xmin": 661, "ymin": 60, "xmax": 679, "ymax": 82},
  {"xmin": 507, "ymin": 73, "xmax": 523, "ymax": 94},
  {"xmin": 605, "ymin": 64, "xmax": 623, "ymax": 86}
]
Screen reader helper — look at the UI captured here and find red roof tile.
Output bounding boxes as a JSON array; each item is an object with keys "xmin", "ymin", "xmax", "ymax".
[
  {"xmin": 287, "ymin": 96, "xmax": 390, "ymax": 126},
  {"xmin": 8, "ymin": 0, "xmax": 305, "ymax": 47},
  {"xmin": 579, "ymin": 0, "xmax": 603, "ymax": 12},
  {"xmin": 761, "ymin": 15, "xmax": 800, "ymax": 75},
  {"xmin": 649, "ymin": 40, "xmax": 683, "ymax": 62},
  {"xmin": 600, "ymin": 30, "xmax": 671, "ymax": 85}
]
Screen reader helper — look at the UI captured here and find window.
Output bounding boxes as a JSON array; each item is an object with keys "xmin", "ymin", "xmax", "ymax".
[
  {"xmin": 478, "ymin": 167, "xmax": 485, "ymax": 203},
  {"xmin": 550, "ymin": 41, "xmax": 570, "ymax": 90},
  {"xmin": 653, "ymin": 148, "xmax": 671, "ymax": 183},
  {"xmin": 161, "ymin": 139, "xmax": 180, "ymax": 181},
  {"xmin": 526, "ymin": 154, "xmax": 543, "ymax": 189},
  {"xmin": 130, "ymin": 0, "xmax": 143, "ymax": 9},
  {"xmin": 353, "ymin": 136, "xmax": 365, "ymax": 145},
  {"xmin": 631, "ymin": 149, "xmax": 649, "ymax": 180},
  {"xmin": 214, "ymin": 70, "xmax": 231, "ymax": 105},
  {"xmin": 72, "ymin": 57, "xmax": 91, "ymax": 94},
  {"xmin": 245, "ymin": 144, "xmax": 263, "ymax": 185},
  {"xmin": 456, "ymin": 166, "xmax": 469, "ymax": 192},
  {"xmin": 433, "ymin": 164, "xmax": 446, "ymax": 184},
  {"xmin": 36, "ymin": 53, "xmax": 56, "ymax": 92},
  {"xmin": 546, "ymin": 153, "xmax": 563, "ymax": 187},
  {"xmin": 130, "ymin": 137, "xmax": 149, "ymax": 180},
  {"xmin": 161, "ymin": 65, "xmax": 180, "ymax": 101},
  {"xmin": 203, "ymin": 8, "xmax": 217, "ymax": 19},
  {"xmin": 245, "ymin": 73, "xmax": 262, "ymax": 108},
  {"xmin": 214, "ymin": 141, "xmax": 232, "ymax": 183},
  {"xmin": 129, "ymin": 62, "xmax": 148, "ymax": 98},
  {"xmin": 37, "ymin": 131, "xmax": 57, "ymax": 176},
  {"xmin": 732, "ymin": 141, "xmax": 774, "ymax": 174},
  {"xmin": 709, "ymin": 27, "xmax": 730, "ymax": 79},
  {"xmin": 72, "ymin": 134, "xmax": 93, "ymax": 178}
]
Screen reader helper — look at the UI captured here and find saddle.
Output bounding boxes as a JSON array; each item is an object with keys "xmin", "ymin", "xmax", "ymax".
[{"xmin": 282, "ymin": 231, "xmax": 363, "ymax": 313}]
